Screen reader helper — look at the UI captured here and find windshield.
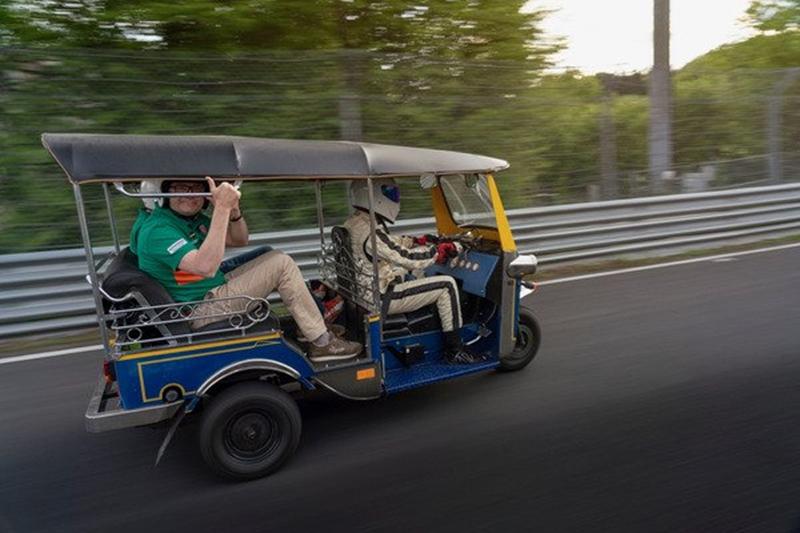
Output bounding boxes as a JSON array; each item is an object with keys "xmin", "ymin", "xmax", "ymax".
[{"xmin": 439, "ymin": 174, "xmax": 496, "ymax": 228}]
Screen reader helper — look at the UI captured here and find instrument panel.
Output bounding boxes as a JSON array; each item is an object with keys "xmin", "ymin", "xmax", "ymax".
[{"xmin": 425, "ymin": 249, "xmax": 499, "ymax": 297}]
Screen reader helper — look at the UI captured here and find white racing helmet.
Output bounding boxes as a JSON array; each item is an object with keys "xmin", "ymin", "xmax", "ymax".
[
  {"xmin": 350, "ymin": 178, "xmax": 401, "ymax": 224},
  {"xmin": 140, "ymin": 179, "xmax": 163, "ymax": 210}
]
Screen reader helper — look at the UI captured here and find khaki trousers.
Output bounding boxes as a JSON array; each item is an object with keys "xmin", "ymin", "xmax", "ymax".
[
  {"xmin": 191, "ymin": 250, "xmax": 327, "ymax": 341},
  {"xmin": 385, "ymin": 276, "xmax": 462, "ymax": 332}
]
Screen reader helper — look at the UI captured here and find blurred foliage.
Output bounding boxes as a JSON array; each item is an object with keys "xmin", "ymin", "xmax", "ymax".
[
  {"xmin": 746, "ymin": 0, "xmax": 800, "ymax": 32},
  {"xmin": 0, "ymin": 1, "xmax": 799, "ymax": 253}
]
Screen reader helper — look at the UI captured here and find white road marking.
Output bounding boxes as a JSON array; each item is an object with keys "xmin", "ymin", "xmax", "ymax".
[
  {"xmin": 538, "ymin": 242, "xmax": 800, "ymax": 286},
  {"xmin": 0, "ymin": 344, "xmax": 103, "ymax": 365},
  {"xmin": 3, "ymin": 242, "xmax": 800, "ymax": 365}
]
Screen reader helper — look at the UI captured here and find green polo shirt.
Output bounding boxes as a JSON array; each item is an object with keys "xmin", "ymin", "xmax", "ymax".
[
  {"xmin": 128, "ymin": 207, "xmax": 150, "ymax": 257},
  {"xmin": 134, "ymin": 206, "xmax": 226, "ymax": 302}
]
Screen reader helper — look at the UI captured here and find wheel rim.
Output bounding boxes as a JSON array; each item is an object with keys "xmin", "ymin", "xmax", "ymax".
[{"xmin": 223, "ymin": 409, "xmax": 281, "ymax": 461}]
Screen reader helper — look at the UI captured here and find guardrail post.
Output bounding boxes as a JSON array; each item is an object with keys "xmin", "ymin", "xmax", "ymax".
[
  {"xmin": 599, "ymin": 92, "xmax": 619, "ymax": 200},
  {"xmin": 767, "ymin": 68, "xmax": 800, "ymax": 184}
]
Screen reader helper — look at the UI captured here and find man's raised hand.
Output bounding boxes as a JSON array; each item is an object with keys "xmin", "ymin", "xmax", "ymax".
[{"xmin": 206, "ymin": 176, "xmax": 241, "ymax": 211}]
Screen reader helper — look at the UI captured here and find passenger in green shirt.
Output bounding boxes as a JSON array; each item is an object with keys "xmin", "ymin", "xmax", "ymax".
[{"xmin": 133, "ymin": 178, "xmax": 361, "ymax": 362}]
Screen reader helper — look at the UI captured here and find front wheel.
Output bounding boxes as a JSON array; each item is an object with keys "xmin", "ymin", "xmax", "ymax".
[
  {"xmin": 498, "ymin": 308, "xmax": 541, "ymax": 372},
  {"xmin": 199, "ymin": 382, "xmax": 301, "ymax": 481}
]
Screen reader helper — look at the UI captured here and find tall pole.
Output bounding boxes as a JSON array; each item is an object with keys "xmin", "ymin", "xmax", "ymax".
[
  {"xmin": 598, "ymin": 77, "xmax": 619, "ymax": 200},
  {"xmin": 649, "ymin": 0, "xmax": 672, "ymax": 194},
  {"xmin": 767, "ymin": 68, "xmax": 800, "ymax": 183}
]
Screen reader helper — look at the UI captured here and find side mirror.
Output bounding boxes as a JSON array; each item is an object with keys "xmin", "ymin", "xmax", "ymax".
[
  {"xmin": 420, "ymin": 173, "xmax": 437, "ymax": 190},
  {"xmin": 507, "ymin": 254, "xmax": 538, "ymax": 278}
]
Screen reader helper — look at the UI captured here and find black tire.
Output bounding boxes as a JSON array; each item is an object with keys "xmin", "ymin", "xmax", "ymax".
[
  {"xmin": 199, "ymin": 382, "xmax": 301, "ymax": 481},
  {"xmin": 498, "ymin": 308, "xmax": 541, "ymax": 372}
]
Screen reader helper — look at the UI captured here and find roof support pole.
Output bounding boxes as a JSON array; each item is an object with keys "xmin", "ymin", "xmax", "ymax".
[
  {"xmin": 74, "ymin": 184, "xmax": 111, "ymax": 356},
  {"xmin": 314, "ymin": 180, "xmax": 326, "ymax": 247},
  {"xmin": 365, "ymin": 178, "xmax": 382, "ymax": 319},
  {"xmin": 103, "ymin": 183, "xmax": 121, "ymax": 253}
]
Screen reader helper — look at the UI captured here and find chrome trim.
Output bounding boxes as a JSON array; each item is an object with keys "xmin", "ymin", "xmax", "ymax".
[
  {"xmin": 507, "ymin": 253, "xmax": 538, "ymax": 278},
  {"xmin": 498, "ymin": 252, "xmax": 518, "ymax": 357},
  {"xmin": 312, "ymin": 377, "xmax": 382, "ymax": 401},
  {"xmin": 113, "ymin": 180, "xmax": 242, "ymax": 199},
  {"xmin": 108, "ymin": 295, "xmax": 271, "ymax": 349},
  {"xmin": 88, "ymin": 273, "xmax": 136, "ymax": 304},
  {"xmin": 113, "ymin": 181, "xmax": 210, "ymax": 199},
  {"xmin": 195, "ymin": 358, "xmax": 304, "ymax": 397},
  {"xmin": 85, "ymin": 373, "xmax": 182, "ymax": 433}
]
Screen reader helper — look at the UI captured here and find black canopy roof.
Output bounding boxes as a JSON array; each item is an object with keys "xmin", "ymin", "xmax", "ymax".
[{"xmin": 41, "ymin": 134, "xmax": 509, "ymax": 184}]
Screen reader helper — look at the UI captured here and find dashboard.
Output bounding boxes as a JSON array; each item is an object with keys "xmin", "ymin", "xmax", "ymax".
[{"xmin": 425, "ymin": 248, "xmax": 499, "ymax": 297}]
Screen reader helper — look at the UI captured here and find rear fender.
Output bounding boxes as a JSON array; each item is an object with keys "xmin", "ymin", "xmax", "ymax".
[{"xmin": 186, "ymin": 359, "xmax": 313, "ymax": 412}]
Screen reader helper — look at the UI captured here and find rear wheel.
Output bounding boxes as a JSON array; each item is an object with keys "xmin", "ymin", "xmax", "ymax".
[
  {"xmin": 199, "ymin": 382, "xmax": 301, "ymax": 481},
  {"xmin": 498, "ymin": 308, "xmax": 541, "ymax": 372}
]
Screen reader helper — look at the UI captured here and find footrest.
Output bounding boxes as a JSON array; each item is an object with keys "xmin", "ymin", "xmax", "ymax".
[{"xmin": 384, "ymin": 360, "xmax": 498, "ymax": 394}]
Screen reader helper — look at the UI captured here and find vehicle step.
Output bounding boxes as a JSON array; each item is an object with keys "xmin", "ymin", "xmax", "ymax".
[{"xmin": 384, "ymin": 360, "xmax": 498, "ymax": 394}]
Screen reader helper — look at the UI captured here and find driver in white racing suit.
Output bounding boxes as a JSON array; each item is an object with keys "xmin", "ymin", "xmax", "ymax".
[{"xmin": 342, "ymin": 179, "xmax": 485, "ymax": 364}]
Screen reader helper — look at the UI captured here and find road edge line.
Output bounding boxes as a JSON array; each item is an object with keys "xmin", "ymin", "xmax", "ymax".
[
  {"xmin": 538, "ymin": 242, "xmax": 800, "ymax": 286},
  {"xmin": 0, "ymin": 344, "xmax": 103, "ymax": 365}
]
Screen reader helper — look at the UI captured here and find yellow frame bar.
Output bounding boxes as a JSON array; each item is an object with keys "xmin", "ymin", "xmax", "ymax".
[{"xmin": 430, "ymin": 174, "xmax": 516, "ymax": 253}]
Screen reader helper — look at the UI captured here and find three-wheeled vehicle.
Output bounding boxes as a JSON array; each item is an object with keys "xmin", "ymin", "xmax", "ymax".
[{"xmin": 42, "ymin": 133, "xmax": 541, "ymax": 481}]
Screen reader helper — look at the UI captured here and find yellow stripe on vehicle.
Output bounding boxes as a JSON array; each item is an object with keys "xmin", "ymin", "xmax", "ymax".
[
  {"xmin": 120, "ymin": 332, "xmax": 281, "ymax": 361},
  {"xmin": 136, "ymin": 340, "xmax": 282, "ymax": 402}
]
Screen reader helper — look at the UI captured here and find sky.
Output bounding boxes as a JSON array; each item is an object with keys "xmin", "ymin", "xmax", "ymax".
[{"xmin": 526, "ymin": 0, "xmax": 756, "ymax": 73}]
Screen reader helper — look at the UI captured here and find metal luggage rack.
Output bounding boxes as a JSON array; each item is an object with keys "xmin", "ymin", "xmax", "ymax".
[
  {"xmin": 104, "ymin": 292, "xmax": 272, "ymax": 354},
  {"xmin": 317, "ymin": 243, "xmax": 379, "ymax": 313}
]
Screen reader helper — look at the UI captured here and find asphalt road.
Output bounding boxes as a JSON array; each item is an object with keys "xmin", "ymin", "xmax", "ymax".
[{"xmin": 1, "ymin": 247, "xmax": 799, "ymax": 533}]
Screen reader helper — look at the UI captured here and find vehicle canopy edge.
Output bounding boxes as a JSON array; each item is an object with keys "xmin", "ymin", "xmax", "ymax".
[{"xmin": 41, "ymin": 133, "xmax": 509, "ymax": 184}]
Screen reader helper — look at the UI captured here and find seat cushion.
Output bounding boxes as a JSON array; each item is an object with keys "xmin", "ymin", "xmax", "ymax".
[
  {"xmin": 102, "ymin": 248, "xmax": 191, "ymax": 336},
  {"xmin": 102, "ymin": 248, "xmax": 176, "ymax": 308}
]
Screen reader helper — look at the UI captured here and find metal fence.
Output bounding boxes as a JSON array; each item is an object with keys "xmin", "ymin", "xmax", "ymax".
[
  {"xmin": 4, "ymin": 48, "xmax": 800, "ymax": 254},
  {"xmin": 2, "ymin": 182, "xmax": 799, "ymax": 339}
]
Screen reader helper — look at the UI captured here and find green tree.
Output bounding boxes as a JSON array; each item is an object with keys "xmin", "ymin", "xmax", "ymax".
[
  {"xmin": 0, "ymin": 0, "xmax": 563, "ymax": 252},
  {"xmin": 746, "ymin": 0, "xmax": 800, "ymax": 32}
]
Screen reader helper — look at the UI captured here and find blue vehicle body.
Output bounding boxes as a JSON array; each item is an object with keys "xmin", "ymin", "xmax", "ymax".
[
  {"xmin": 46, "ymin": 134, "xmax": 541, "ymax": 479},
  {"xmin": 109, "ymin": 250, "xmax": 509, "ymax": 413}
]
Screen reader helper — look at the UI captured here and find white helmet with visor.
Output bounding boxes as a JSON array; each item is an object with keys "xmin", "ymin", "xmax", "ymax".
[{"xmin": 350, "ymin": 178, "xmax": 401, "ymax": 224}]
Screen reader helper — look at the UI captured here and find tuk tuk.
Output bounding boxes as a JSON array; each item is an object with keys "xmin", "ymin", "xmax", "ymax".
[{"xmin": 42, "ymin": 133, "xmax": 541, "ymax": 480}]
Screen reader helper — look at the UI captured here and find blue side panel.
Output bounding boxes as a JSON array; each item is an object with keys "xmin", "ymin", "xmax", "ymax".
[
  {"xmin": 382, "ymin": 329, "xmax": 445, "ymax": 372},
  {"xmin": 114, "ymin": 338, "xmax": 313, "ymax": 410},
  {"xmin": 382, "ymin": 324, "xmax": 499, "ymax": 394},
  {"xmin": 425, "ymin": 251, "xmax": 499, "ymax": 297},
  {"xmin": 367, "ymin": 317, "xmax": 382, "ymax": 363},
  {"xmin": 384, "ymin": 360, "xmax": 499, "ymax": 394}
]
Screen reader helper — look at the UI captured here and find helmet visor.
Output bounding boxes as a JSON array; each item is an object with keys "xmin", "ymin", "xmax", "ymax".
[{"xmin": 381, "ymin": 184, "xmax": 400, "ymax": 203}]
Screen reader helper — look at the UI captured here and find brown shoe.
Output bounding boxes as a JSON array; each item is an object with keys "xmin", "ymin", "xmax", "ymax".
[
  {"xmin": 308, "ymin": 336, "xmax": 362, "ymax": 362},
  {"xmin": 298, "ymin": 324, "xmax": 347, "ymax": 343}
]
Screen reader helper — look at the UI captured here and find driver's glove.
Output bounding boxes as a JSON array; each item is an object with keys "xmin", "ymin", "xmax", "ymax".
[
  {"xmin": 435, "ymin": 242, "xmax": 460, "ymax": 264},
  {"xmin": 413, "ymin": 233, "xmax": 440, "ymax": 246}
]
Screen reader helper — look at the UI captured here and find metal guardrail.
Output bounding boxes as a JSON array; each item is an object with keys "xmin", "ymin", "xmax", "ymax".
[{"xmin": 2, "ymin": 183, "xmax": 800, "ymax": 339}]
